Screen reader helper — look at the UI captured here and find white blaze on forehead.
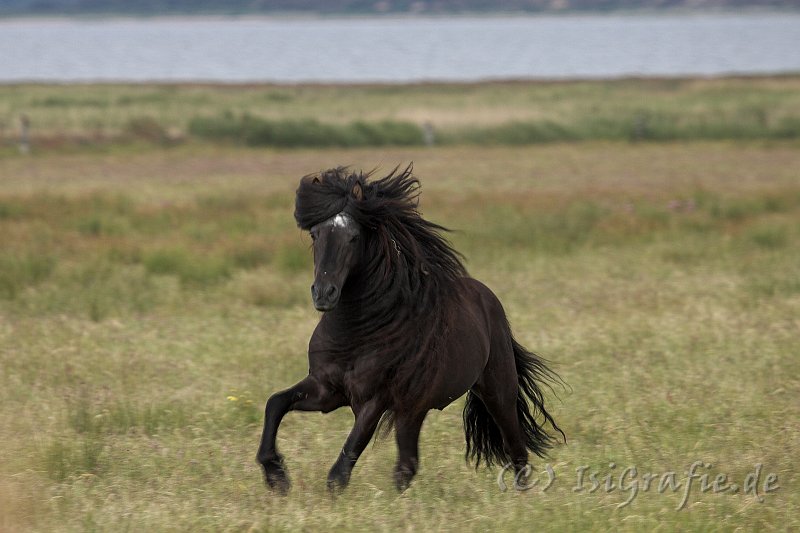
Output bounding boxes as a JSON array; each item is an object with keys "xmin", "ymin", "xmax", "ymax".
[
  {"xmin": 331, "ymin": 213, "xmax": 349, "ymax": 228},
  {"xmin": 312, "ymin": 211, "xmax": 355, "ymax": 233}
]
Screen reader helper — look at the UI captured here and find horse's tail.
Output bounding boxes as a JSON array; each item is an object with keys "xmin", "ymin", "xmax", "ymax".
[
  {"xmin": 463, "ymin": 390, "xmax": 506, "ymax": 468},
  {"xmin": 463, "ymin": 336, "xmax": 565, "ymax": 468},
  {"xmin": 511, "ymin": 337, "xmax": 566, "ymax": 458}
]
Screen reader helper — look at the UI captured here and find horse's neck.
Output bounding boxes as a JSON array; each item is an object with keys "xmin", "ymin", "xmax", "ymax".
[{"xmin": 329, "ymin": 272, "xmax": 412, "ymax": 330}]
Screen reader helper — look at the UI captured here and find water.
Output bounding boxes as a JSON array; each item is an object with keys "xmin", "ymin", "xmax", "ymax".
[{"xmin": 1, "ymin": 14, "xmax": 799, "ymax": 83}]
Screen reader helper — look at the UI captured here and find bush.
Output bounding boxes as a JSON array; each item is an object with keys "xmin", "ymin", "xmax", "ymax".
[
  {"xmin": 189, "ymin": 114, "xmax": 425, "ymax": 147},
  {"xmin": 125, "ymin": 116, "xmax": 167, "ymax": 142}
]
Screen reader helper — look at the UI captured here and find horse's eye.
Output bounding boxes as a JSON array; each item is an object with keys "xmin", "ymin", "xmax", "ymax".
[
  {"xmin": 310, "ymin": 232, "xmax": 317, "ymax": 241},
  {"xmin": 350, "ymin": 234, "xmax": 360, "ymax": 243}
]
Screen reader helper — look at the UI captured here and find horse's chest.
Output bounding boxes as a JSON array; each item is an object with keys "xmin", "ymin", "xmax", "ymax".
[{"xmin": 340, "ymin": 351, "xmax": 388, "ymax": 399}]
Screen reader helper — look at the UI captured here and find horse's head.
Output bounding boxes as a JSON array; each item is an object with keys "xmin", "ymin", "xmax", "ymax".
[{"xmin": 308, "ymin": 186, "xmax": 364, "ymax": 312}]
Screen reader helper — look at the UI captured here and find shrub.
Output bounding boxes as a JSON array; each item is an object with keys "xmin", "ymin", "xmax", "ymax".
[
  {"xmin": 189, "ymin": 114, "xmax": 425, "ymax": 147},
  {"xmin": 125, "ymin": 116, "xmax": 167, "ymax": 142}
]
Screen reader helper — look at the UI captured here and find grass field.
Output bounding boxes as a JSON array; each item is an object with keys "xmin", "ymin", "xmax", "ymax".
[{"xmin": 1, "ymin": 81, "xmax": 799, "ymax": 531}]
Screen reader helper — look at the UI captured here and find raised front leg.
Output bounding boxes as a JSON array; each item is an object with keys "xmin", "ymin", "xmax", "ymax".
[
  {"xmin": 394, "ymin": 411, "xmax": 427, "ymax": 491},
  {"xmin": 257, "ymin": 374, "xmax": 346, "ymax": 494},
  {"xmin": 326, "ymin": 398, "xmax": 385, "ymax": 492}
]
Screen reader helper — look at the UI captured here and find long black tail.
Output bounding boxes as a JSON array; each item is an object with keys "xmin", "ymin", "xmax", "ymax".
[{"xmin": 463, "ymin": 337, "xmax": 566, "ymax": 468}]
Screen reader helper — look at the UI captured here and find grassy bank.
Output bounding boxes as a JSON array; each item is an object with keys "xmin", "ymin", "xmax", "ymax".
[
  {"xmin": 0, "ymin": 142, "xmax": 798, "ymax": 531},
  {"xmin": 1, "ymin": 76, "xmax": 800, "ymax": 148}
]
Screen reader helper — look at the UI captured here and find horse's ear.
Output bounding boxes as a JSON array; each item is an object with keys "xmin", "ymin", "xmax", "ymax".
[{"xmin": 351, "ymin": 182, "xmax": 364, "ymax": 201}]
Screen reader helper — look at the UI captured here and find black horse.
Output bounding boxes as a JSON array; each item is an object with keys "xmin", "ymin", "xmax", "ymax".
[{"xmin": 257, "ymin": 165, "xmax": 564, "ymax": 493}]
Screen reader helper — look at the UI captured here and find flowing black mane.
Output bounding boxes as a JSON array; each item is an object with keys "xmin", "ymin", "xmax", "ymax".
[
  {"xmin": 294, "ymin": 165, "xmax": 468, "ymax": 413},
  {"xmin": 295, "ymin": 164, "xmax": 466, "ymax": 286}
]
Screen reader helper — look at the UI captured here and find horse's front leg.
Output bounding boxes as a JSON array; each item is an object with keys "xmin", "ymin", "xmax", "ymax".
[
  {"xmin": 394, "ymin": 411, "xmax": 428, "ymax": 491},
  {"xmin": 257, "ymin": 374, "xmax": 345, "ymax": 494},
  {"xmin": 326, "ymin": 398, "xmax": 384, "ymax": 492}
]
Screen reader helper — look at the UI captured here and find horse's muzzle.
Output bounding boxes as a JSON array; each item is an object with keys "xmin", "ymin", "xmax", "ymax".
[{"xmin": 311, "ymin": 283, "xmax": 340, "ymax": 312}]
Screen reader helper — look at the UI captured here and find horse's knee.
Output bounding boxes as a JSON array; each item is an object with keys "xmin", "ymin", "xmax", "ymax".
[{"xmin": 264, "ymin": 391, "xmax": 290, "ymax": 415}]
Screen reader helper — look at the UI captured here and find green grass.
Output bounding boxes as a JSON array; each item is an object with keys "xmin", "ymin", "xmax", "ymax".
[
  {"xmin": 1, "ymin": 92, "xmax": 799, "ymax": 530},
  {"xmin": 2, "ymin": 77, "xmax": 800, "ymax": 148}
]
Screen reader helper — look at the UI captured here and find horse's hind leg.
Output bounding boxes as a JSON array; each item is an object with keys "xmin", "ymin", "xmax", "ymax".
[
  {"xmin": 472, "ymin": 341, "xmax": 529, "ymax": 473},
  {"xmin": 473, "ymin": 386, "xmax": 529, "ymax": 470},
  {"xmin": 393, "ymin": 411, "xmax": 427, "ymax": 491}
]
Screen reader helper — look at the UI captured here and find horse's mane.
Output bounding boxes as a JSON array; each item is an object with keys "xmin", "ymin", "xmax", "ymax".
[
  {"xmin": 295, "ymin": 164, "xmax": 466, "ymax": 284},
  {"xmin": 294, "ymin": 165, "xmax": 468, "ymax": 414}
]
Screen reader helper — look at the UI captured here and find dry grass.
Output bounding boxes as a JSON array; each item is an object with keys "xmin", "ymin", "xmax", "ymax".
[{"xmin": 0, "ymin": 141, "xmax": 798, "ymax": 531}]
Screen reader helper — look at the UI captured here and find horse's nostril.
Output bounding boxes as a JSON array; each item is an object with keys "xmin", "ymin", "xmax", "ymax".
[{"xmin": 312, "ymin": 284, "xmax": 337, "ymax": 303}]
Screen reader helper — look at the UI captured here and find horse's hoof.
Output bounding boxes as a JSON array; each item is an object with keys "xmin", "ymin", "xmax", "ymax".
[
  {"xmin": 266, "ymin": 471, "xmax": 290, "ymax": 495},
  {"xmin": 262, "ymin": 460, "xmax": 291, "ymax": 495},
  {"xmin": 393, "ymin": 465, "xmax": 416, "ymax": 492},
  {"xmin": 326, "ymin": 479, "xmax": 343, "ymax": 495},
  {"xmin": 513, "ymin": 462, "xmax": 532, "ymax": 491},
  {"xmin": 326, "ymin": 468, "xmax": 350, "ymax": 494}
]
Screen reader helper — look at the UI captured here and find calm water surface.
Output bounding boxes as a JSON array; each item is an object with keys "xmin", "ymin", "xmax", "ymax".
[{"xmin": 0, "ymin": 14, "xmax": 799, "ymax": 82}]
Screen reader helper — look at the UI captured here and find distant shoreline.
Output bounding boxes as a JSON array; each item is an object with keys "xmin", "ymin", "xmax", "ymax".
[
  {"xmin": 3, "ymin": 73, "xmax": 800, "ymax": 89},
  {"xmin": 2, "ymin": 7, "xmax": 800, "ymax": 22}
]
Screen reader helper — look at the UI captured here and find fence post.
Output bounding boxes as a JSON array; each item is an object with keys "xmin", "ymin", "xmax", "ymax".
[
  {"xmin": 423, "ymin": 121, "xmax": 435, "ymax": 146},
  {"xmin": 19, "ymin": 113, "xmax": 31, "ymax": 154}
]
